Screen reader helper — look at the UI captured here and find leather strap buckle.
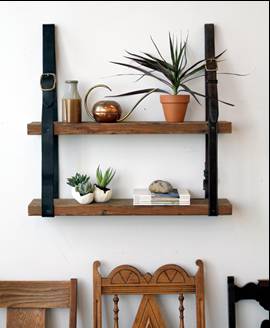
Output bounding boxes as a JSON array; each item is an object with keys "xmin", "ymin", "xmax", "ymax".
[
  {"xmin": 40, "ymin": 73, "xmax": 56, "ymax": 91},
  {"xmin": 205, "ymin": 58, "xmax": 218, "ymax": 72}
]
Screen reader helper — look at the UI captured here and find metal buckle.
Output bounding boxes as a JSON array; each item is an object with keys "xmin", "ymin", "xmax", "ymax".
[
  {"xmin": 40, "ymin": 73, "xmax": 56, "ymax": 91},
  {"xmin": 205, "ymin": 58, "xmax": 218, "ymax": 72}
]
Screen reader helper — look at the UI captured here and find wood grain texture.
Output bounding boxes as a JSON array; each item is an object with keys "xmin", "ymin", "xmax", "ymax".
[
  {"xmin": 7, "ymin": 309, "xmax": 45, "ymax": 328},
  {"xmin": 0, "ymin": 280, "xmax": 77, "ymax": 328},
  {"xmin": 28, "ymin": 198, "xmax": 232, "ymax": 216},
  {"xmin": 27, "ymin": 121, "xmax": 232, "ymax": 135},
  {"xmin": 69, "ymin": 278, "xmax": 78, "ymax": 328},
  {"xmin": 100, "ymin": 263, "xmax": 196, "ymax": 295},
  {"xmin": 132, "ymin": 295, "xmax": 166, "ymax": 328},
  {"xmin": 93, "ymin": 261, "xmax": 102, "ymax": 328},
  {"xmin": 0, "ymin": 281, "xmax": 70, "ymax": 308},
  {"xmin": 195, "ymin": 260, "xmax": 206, "ymax": 328},
  {"xmin": 93, "ymin": 261, "xmax": 205, "ymax": 328}
]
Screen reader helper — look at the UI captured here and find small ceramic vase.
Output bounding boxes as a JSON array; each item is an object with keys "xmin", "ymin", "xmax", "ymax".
[
  {"xmin": 71, "ymin": 187, "xmax": 94, "ymax": 205},
  {"xmin": 94, "ymin": 186, "xmax": 112, "ymax": 203}
]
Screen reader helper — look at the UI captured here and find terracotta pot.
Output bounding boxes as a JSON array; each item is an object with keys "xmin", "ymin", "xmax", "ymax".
[{"xmin": 160, "ymin": 95, "xmax": 190, "ymax": 123}]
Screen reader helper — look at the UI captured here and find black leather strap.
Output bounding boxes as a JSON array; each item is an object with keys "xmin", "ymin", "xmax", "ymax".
[
  {"xmin": 41, "ymin": 24, "xmax": 59, "ymax": 217},
  {"xmin": 204, "ymin": 23, "xmax": 218, "ymax": 216}
]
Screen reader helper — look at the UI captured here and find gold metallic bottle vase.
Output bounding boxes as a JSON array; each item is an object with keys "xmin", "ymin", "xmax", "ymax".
[
  {"xmin": 62, "ymin": 80, "xmax": 82, "ymax": 123},
  {"xmin": 62, "ymin": 99, "xmax": 81, "ymax": 123}
]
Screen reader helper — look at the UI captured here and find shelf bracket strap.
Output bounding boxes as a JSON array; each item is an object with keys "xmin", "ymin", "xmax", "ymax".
[
  {"xmin": 41, "ymin": 24, "xmax": 59, "ymax": 217},
  {"xmin": 204, "ymin": 24, "xmax": 219, "ymax": 216}
]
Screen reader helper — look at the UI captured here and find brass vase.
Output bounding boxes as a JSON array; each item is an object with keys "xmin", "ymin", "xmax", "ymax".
[{"xmin": 84, "ymin": 84, "xmax": 156, "ymax": 123}]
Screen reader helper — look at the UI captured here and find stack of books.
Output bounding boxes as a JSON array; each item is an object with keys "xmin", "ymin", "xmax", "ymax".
[{"xmin": 133, "ymin": 188, "xmax": 191, "ymax": 206}]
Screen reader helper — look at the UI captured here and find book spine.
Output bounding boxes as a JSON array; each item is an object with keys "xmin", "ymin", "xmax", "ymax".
[{"xmin": 133, "ymin": 201, "xmax": 191, "ymax": 206}]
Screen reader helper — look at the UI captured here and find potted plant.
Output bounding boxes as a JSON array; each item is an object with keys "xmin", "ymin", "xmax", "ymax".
[
  {"xmin": 67, "ymin": 173, "xmax": 94, "ymax": 204},
  {"xmin": 111, "ymin": 34, "xmax": 236, "ymax": 122},
  {"xmin": 94, "ymin": 166, "xmax": 116, "ymax": 203}
]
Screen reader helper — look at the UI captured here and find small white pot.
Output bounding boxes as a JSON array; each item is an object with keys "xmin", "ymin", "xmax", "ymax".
[
  {"xmin": 94, "ymin": 186, "xmax": 112, "ymax": 203},
  {"xmin": 71, "ymin": 187, "xmax": 94, "ymax": 205}
]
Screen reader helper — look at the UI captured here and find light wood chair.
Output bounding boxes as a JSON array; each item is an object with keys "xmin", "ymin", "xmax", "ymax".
[
  {"xmin": 0, "ymin": 279, "xmax": 77, "ymax": 328},
  {"xmin": 93, "ymin": 260, "xmax": 205, "ymax": 328}
]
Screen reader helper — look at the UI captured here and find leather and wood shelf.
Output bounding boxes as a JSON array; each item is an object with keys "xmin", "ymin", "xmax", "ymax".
[
  {"xmin": 28, "ymin": 24, "xmax": 230, "ymax": 217},
  {"xmin": 28, "ymin": 198, "xmax": 232, "ymax": 216},
  {"xmin": 27, "ymin": 120, "xmax": 233, "ymax": 217},
  {"xmin": 27, "ymin": 121, "xmax": 232, "ymax": 135}
]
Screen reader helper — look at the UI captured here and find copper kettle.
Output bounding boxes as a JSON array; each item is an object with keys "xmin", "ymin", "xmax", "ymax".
[{"xmin": 84, "ymin": 84, "xmax": 155, "ymax": 123}]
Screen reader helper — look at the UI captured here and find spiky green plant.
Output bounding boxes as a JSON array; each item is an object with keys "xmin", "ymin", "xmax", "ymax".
[
  {"xmin": 75, "ymin": 182, "xmax": 94, "ymax": 196},
  {"xmin": 96, "ymin": 166, "xmax": 116, "ymax": 189},
  {"xmin": 67, "ymin": 173, "xmax": 90, "ymax": 187},
  {"xmin": 111, "ymin": 34, "xmax": 241, "ymax": 105}
]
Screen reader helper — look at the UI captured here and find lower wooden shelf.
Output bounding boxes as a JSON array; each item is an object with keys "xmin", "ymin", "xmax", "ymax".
[{"xmin": 28, "ymin": 198, "xmax": 232, "ymax": 216}]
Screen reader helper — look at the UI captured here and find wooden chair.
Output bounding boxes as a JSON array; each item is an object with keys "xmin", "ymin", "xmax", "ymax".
[
  {"xmin": 0, "ymin": 279, "xmax": 77, "ymax": 328},
  {"xmin": 93, "ymin": 260, "xmax": 205, "ymax": 328},
  {"xmin": 228, "ymin": 277, "xmax": 269, "ymax": 328}
]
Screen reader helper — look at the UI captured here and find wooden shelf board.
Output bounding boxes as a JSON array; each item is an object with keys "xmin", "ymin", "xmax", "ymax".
[
  {"xmin": 28, "ymin": 198, "xmax": 232, "ymax": 216},
  {"xmin": 27, "ymin": 121, "xmax": 232, "ymax": 135}
]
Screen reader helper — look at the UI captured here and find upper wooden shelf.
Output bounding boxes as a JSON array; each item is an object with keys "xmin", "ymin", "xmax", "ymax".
[
  {"xmin": 27, "ymin": 121, "xmax": 232, "ymax": 135},
  {"xmin": 28, "ymin": 198, "xmax": 232, "ymax": 216}
]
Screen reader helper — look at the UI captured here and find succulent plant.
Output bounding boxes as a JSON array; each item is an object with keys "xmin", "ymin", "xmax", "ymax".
[
  {"xmin": 96, "ymin": 166, "xmax": 116, "ymax": 189},
  {"xmin": 67, "ymin": 173, "xmax": 90, "ymax": 187},
  {"xmin": 75, "ymin": 182, "xmax": 94, "ymax": 196}
]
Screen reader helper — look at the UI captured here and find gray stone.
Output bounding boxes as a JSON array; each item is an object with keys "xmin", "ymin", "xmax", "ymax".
[{"xmin": 149, "ymin": 180, "xmax": 173, "ymax": 194}]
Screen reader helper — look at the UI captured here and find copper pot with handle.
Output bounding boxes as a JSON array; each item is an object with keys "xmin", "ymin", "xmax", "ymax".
[{"xmin": 84, "ymin": 84, "xmax": 156, "ymax": 123}]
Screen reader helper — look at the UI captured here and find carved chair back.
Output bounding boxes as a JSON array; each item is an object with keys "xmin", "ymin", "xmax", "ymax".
[
  {"xmin": 93, "ymin": 260, "xmax": 205, "ymax": 328},
  {"xmin": 0, "ymin": 279, "xmax": 77, "ymax": 328}
]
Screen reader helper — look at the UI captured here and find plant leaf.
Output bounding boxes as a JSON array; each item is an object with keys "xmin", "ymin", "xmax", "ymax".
[
  {"xmin": 180, "ymin": 84, "xmax": 235, "ymax": 106},
  {"xmin": 124, "ymin": 55, "xmax": 174, "ymax": 82},
  {"xmin": 111, "ymin": 61, "xmax": 173, "ymax": 88},
  {"xmin": 109, "ymin": 88, "xmax": 170, "ymax": 97},
  {"xmin": 150, "ymin": 36, "xmax": 166, "ymax": 62},
  {"xmin": 180, "ymin": 84, "xmax": 201, "ymax": 104},
  {"xmin": 181, "ymin": 74, "xmax": 205, "ymax": 83},
  {"xmin": 141, "ymin": 52, "xmax": 174, "ymax": 71},
  {"xmin": 125, "ymin": 51, "xmax": 175, "ymax": 80},
  {"xmin": 180, "ymin": 64, "xmax": 206, "ymax": 81},
  {"xmin": 215, "ymin": 49, "xmax": 227, "ymax": 59},
  {"xmin": 179, "ymin": 59, "xmax": 206, "ymax": 80},
  {"xmin": 135, "ymin": 71, "xmax": 156, "ymax": 82},
  {"xmin": 126, "ymin": 51, "xmax": 174, "ymax": 71},
  {"xmin": 179, "ymin": 50, "xmax": 226, "ymax": 81},
  {"xmin": 169, "ymin": 33, "xmax": 176, "ymax": 66},
  {"xmin": 217, "ymin": 72, "xmax": 248, "ymax": 76},
  {"xmin": 179, "ymin": 34, "xmax": 188, "ymax": 71}
]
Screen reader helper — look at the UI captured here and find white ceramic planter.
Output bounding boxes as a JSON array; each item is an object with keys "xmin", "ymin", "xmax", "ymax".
[
  {"xmin": 71, "ymin": 187, "xmax": 94, "ymax": 205},
  {"xmin": 94, "ymin": 186, "xmax": 112, "ymax": 203}
]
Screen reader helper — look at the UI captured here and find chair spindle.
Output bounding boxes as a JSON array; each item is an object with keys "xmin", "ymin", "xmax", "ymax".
[
  {"xmin": 179, "ymin": 294, "xmax": 185, "ymax": 328},
  {"xmin": 113, "ymin": 294, "xmax": 119, "ymax": 328}
]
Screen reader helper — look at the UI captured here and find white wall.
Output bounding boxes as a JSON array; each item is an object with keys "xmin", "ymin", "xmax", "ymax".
[{"xmin": 0, "ymin": 1, "xmax": 269, "ymax": 327}]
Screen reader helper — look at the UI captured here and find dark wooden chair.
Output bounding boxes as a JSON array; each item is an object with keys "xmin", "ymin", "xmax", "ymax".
[
  {"xmin": 0, "ymin": 279, "xmax": 77, "ymax": 328},
  {"xmin": 228, "ymin": 277, "xmax": 269, "ymax": 328},
  {"xmin": 93, "ymin": 260, "xmax": 205, "ymax": 328}
]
